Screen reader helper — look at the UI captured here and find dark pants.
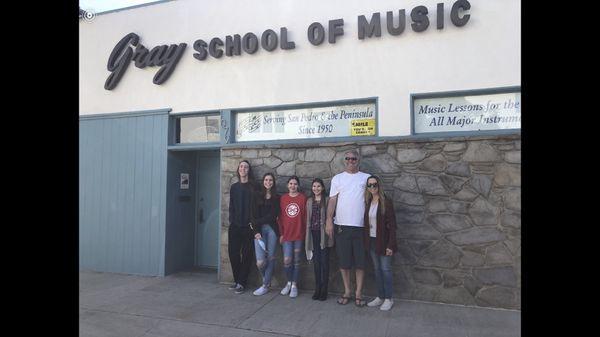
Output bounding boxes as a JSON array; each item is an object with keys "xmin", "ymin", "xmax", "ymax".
[
  {"xmin": 334, "ymin": 225, "xmax": 366, "ymax": 270},
  {"xmin": 311, "ymin": 230, "xmax": 330, "ymax": 289},
  {"xmin": 228, "ymin": 226, "xmax": 253, "ymax": 287}
]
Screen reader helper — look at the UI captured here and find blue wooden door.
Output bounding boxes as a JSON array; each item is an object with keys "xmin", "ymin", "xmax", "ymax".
[{"xmin": 194, "ymin": 151, "xmax": 220, "ymax": 268}]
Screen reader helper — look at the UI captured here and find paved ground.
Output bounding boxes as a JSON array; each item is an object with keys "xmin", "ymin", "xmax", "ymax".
[{"xmin": 79, "ymin": 270, "xmax": 520, "ymax": 337}]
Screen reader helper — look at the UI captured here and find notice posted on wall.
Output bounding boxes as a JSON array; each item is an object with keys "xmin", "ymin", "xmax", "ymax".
[
  {"xmin": 351, "ymin": 119, "xmax": 376, "ymax": 136},
  {"xmin": 180, "ymin": 173, "xmax": 189, "ymax": 189},
  {"xmin": 235, "ymin": 102, "xmax": 376, "ymax": 142},
  {"xmin": 413, "ymin": 90, "xmax": 521, "ymax": 134}
]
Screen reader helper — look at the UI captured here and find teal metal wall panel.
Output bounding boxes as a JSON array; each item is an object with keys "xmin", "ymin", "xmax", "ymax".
[{"xmin": 79, "ymin": 112, "xmax": 169, "ymax": 276}]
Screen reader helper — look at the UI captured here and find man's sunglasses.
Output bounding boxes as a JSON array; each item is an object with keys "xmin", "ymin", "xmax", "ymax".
[{"xmin": 345, "ymin": 157, "xmax": 358, "ymax": 161}]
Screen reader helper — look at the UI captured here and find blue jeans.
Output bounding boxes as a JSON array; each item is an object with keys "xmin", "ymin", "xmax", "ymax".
[
  {"xmin": 282, "ymin": 240, "xmax": 303, "ymax": 283},
  {"xmin": 369, "ymin": 238, "xmax": 393, "ymax": 299},
  {"xmin": 254, "ymin": 225, "xmax": 277, "ymax": 287}
]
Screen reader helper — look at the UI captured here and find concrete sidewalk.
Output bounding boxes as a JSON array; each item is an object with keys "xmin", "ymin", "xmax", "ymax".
[{"xmin": 79, "ymin": 270, "xmax": 520, "ymax": 337}]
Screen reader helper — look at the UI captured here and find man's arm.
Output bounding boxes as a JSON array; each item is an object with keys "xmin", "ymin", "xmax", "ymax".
[{"xmin": 325, "ymin": 194, "xmax": 337, "ymax": 238}]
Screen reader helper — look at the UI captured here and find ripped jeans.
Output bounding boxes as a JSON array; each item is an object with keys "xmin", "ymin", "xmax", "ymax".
[
  {"xmin": 282, "ymin": 240, "xmax": 303, "ymax": 284},
  {"xmin": 254, "ymin": 225, "xmax": 277, "ymax": 287}
]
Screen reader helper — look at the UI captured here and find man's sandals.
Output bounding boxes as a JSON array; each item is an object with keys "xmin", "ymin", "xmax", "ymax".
[
  {"xmin": 337, "ymin": 295, "xmax": 351, "ymax": 305},
  {"xmin": 337, "ymin": 295, "xmax": 367, "ymax": 307}
]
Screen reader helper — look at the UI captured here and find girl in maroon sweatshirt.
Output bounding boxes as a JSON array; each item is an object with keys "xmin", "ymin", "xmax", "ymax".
[{"xmin": 278, "ymin": 176, "xmax": 307, "ymax": 298}]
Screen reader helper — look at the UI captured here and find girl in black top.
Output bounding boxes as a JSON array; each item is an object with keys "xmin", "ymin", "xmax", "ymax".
[{"xmin": 250, "ymin": 173, "xmax": 280, "ymax": 296}]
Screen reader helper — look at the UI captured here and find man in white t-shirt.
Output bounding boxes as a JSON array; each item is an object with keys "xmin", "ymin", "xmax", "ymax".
[{"xmin": 325, "ymin": 149, "xmax": 370, "ymax": 307}]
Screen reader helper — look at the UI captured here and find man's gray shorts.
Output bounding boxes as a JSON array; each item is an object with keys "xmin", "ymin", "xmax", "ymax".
[{"xmin": 335, "ymin": 225, "xmax": 366, "ymax": 269}]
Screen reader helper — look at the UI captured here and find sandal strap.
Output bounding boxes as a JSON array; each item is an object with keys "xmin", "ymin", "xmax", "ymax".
[{"xmin": 337, "ymin": 295, "xmax": 351, "ymax": 304}]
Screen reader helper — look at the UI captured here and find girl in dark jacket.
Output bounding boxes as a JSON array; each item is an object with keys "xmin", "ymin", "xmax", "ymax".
[
  {"xmin": 363, "ymin": 175, "xmax": 398, "ymax": 311},
  {"xmin": 250, "ymin": 173, "xmax": 280, "ymax": 296}
]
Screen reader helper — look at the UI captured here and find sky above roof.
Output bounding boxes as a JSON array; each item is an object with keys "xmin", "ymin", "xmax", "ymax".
[{"xmin": 80, "ymin": 0, "xmax": 163, "ymax": 14}]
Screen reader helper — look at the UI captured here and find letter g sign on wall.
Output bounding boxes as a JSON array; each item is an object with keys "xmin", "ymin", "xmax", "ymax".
[{"xmin": 105, "ymin": 33, "xmax": 187, "ymax": 90}]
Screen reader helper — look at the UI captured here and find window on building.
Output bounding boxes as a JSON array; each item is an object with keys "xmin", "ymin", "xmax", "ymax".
[{"xmin": 176, "ymin": 115, "xmax": 220, "ymax": 144}]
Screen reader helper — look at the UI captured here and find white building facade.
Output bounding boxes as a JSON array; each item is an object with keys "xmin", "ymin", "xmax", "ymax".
[{"xmin": 79, "ymin": 0, "xmax": 521, "ymax": 309}]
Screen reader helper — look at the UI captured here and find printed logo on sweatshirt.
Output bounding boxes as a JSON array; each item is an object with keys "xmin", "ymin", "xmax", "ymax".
[{"xmin": 285, "ymin": 203, "xmax": 300, "ymax": 218}]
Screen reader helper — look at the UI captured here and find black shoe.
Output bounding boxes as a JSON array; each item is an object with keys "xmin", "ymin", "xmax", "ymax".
[
  {"xmin": 312, "ymin": 287, "xmax": 321, "ymax": 300},
  {"xmin": 318, "ymin": 285, "xmax": 328, "ymax": 301},
  {"xmin": 234, "ymin": 284, "xmax": 245, "ymax": 294}
]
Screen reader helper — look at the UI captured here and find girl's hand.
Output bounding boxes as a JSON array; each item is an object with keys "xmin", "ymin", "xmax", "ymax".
[
  {"xmin": 255, "ymin": 233, "xmax": 262, "ymax": 240},
  {"xmin": 385, "ymin": 248, "xmax": 393, "ymax": 256},
  {"xmin": 279, "ymin": 236, "xmax": 284, "ymax": 244}
]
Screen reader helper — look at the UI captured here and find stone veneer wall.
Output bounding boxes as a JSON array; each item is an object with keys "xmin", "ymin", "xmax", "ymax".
[{"xmin": 219, "ymin": 134, "xmax": 521, "ymax": 310}]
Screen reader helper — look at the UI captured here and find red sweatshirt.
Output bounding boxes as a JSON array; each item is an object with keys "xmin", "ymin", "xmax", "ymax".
[{"xmin": 278, "ymin": 193, "xmax": 307, "ymax": 242}]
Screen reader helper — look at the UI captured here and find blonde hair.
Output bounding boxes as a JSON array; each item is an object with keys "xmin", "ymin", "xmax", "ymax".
[{"xmin": 364, "ymin": 175, "xmax": 386, "ymax": 215}]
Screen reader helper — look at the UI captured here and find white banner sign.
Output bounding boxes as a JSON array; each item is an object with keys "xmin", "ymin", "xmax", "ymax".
[
  {"xmin": 235, "ymin": 103, "xmax": 376, "ymax": 142},
  {"xmin": 413, "ymin": 91, "xmax": 521, "ymax": 134}
]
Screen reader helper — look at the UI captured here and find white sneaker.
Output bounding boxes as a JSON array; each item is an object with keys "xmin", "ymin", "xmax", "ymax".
[
  {"xmin": 380, "ymin": 299, "xmax": 394, "ymax": 311},
  {"xmin": 367, "ymin": 297, "xmax": 383, "ymax": 307},
  {"xmin": 280, "ymin": 282, "xmax": 292, "ymax": 295},
  {"xmin": 289, "ymin": 285, "xmax": 298, "ymax": 298},
  {"xmin": 253, "ymin": 285, "xmax": 269, "ymax": 296}
]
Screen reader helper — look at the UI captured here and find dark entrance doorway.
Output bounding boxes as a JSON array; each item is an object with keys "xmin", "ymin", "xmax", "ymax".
[{"xmin": 165, "ymin": 150, "xmax": 220, "ymax": 275}]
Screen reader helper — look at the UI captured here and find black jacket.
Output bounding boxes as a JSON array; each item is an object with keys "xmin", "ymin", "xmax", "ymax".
[
  {"xmin": 251, "ymin": 194, "xmax": 281, "ymax": 237},
  {"xmin": 229, "ymin": 181, "xmax": 255, "ymax": 229}
]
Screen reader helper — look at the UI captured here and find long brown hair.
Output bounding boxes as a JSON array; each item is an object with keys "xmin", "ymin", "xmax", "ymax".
[
  {"xmin": 287, "ymin": 175, "xmax": 300, "ymax": 192},
  {"xmin": 257, "ymin": 173, "xmax": 277, "ymax": 205},
  {"xmin": 364, "ymin": 175, "xmax": 386, "ymax": 215},
  {"xmin": 310, "ymin": 178, "xmax": 328, "ymax": 210},
  {"xmin": 236, "ymin": 160, "xmax": 254, "ymax": 183}
]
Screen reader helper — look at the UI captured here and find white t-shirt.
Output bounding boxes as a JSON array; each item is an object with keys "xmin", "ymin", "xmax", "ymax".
[
  {"xmin": 369, "ymin": 202, "xmax": 378, "ymax": 237},
  {"xmin": 330, "ymin": 171, "xmax": 370, "ymax": 227}
]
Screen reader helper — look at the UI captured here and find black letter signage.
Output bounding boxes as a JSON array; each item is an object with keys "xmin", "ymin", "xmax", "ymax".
[
  {"xmin": 411, "ymin": 6, "xmax": 430, "ymax": 32},
  {"xmin": 261, "ymin": 29, "xmax": 278, "ymax": 51},
  {"xmin": 358, "ymin": 13, "xmax": 381, "ymax": 39},
  {"xmin": 105, "ymin": 33, "xmax": 138, "ymax": 90},
  {"xmin": 105, "ymin": 33, "xmax": 187, "ymax": 90},
  {"xmin": 386, "ymin": 10, "xmax": 406, "ymax": 36},
  {"xmin": 328, "ymin": 19, "xmax": 345, "ymax": 43},
  {"xmin": 193, "ymin": 39, "xmax": 208, "ymax": 60},
  {"xmin": 451, "ymin": 0, "xmax": 471, "ymax": 27},
  {"xmin": 280, "ymin": 27, "xmax": 296, "ymax": 50},
  {"xmin": 242, "ymin": 33, "xmax": 259, "ymax": 54},
  {"xmin": 104, "ymin": 2, "xmax": 473, "ymax": 90},
  {"xmin": 308, "ymin": 22, "xmax": 325, "ymax": 45}
]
